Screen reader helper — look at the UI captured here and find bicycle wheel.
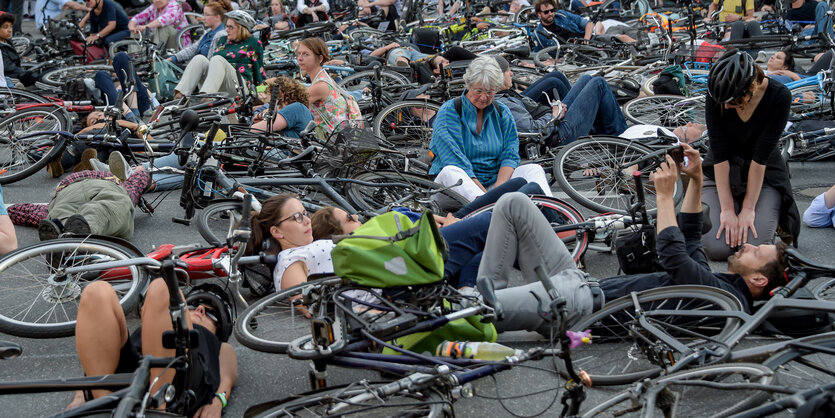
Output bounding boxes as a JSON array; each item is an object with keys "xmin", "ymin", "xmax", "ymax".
[
  {"xmin": 11, "ymin": 36, "xmax": 32, "ymax": 56},
  {"xmin": 195, "ymin": 200, "xmax": 245, "ymax": 247},
  {"xmin": 553, "ymin": 136, "xmax": 683, "ymax": 215},
  {"xmin": 234, "ymin": 277, "xmax": 343, "ymax": 354},
  {"xmin": 248, "ymin": 381, "xmax": 449, "ymax": 417},
  {"xmin": 760, "ymin": 332, "xmax": 835, "ymax": 407},
  {"xmin": 108, "ymin": 38, "xmax": 142, "ymax": 58},
  {"xmin": 622, "ymin": 94, "xmax": 706, "ymax": 129},
  {"xmin": 582, "ymin": 363, "xmax": 776, "ymax": 418},
  {"xmin": 533, "ymin": 46, "xmax": 560, "ymax": 69},
  {"xmin": 567, "ymin": 285, "xmax": 744, "ymax": 386},
  {"xmin": 338, "ymin": 69, "xmax": 411, "ymax": 92},
  {"xmin": 177, "ymin": 23, "xmax": 205, "ymax": 51},
  {"xmin": 465, "ymin": 195, "xmax": 589, "ymax": 263},
  {"xmin": 0, "ymin": 87, "xmax": 50, "ymax": 106},
  {"xmin": 40, "ymin": 65, "xmax": 116, "ymax": 87},
  {"xmin": 789, "ymin": 84, "xmax": 830, "ymax": 114},
  {"xmin": 514, "ymin": 6, "xmax": 537, "ymax": 24},
  {"xmin": 0, "ymin": 111, "xmax": 71, "ymax": 185},
  {"xmin": 561, "ymin": 44, "xmax": 611, "ymax": 66},
  {"xmin": 0, "ymin": 238, "xmax": 148, "ymax": 338},
  {"xmin": 345, "ymin": 171, "xmax": 470, "ymax": 214},
  {"xmin": 814, "ymin": 277, "xmax": 835, "ymax": 301},
  {"xmin": 372, "ymin": 99, "xmax": 441, "ymax": 170}
]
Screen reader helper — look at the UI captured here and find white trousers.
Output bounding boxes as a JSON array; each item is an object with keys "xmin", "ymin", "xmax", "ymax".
[{"xmin": 433, "ymin": 164, "xmax": 553, "ymax": 202}]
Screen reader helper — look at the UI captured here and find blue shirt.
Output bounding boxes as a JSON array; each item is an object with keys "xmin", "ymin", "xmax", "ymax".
[
  {"xmin": 532, "ymin": 10, "xmax": 589, "ymax": 51},
  {"xmin": 0, "ymin": 184, "xmax": 7, "ymax": 216},
  {"xmin": 35, "ymin": 0, "xmax": 74, "ymax": 30},
  {"xmin": 89, "ymin": 0, "xmax": 130, "ymax": 34},
  {"xmin": 198, "ymin": 24, "xmax": 225, "ymax": 58},
  {"xmin": 429, "ymin": 93, "xmax": 519, "ymax": 186},
  {"xmin": 277, "ymin": 102, "xmax": 314, "ymax": 138}
]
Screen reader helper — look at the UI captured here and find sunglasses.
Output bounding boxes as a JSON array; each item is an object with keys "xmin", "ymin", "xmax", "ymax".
[
  {"xmin": 539, "ymin": 9, "xmax": 555, "ymax": 14},
  {"xmin": 188, "ymin": 304, "xmax": 219, "ymax": 323},
  {"xmin": 277, "ymin": 210, "xmax": 309, "ymax": 225}
]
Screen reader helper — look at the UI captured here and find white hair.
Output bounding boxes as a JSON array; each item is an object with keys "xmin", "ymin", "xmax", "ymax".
[{"xmin": 463, "ymin": 56, "xmax": 504, "ymax": 91}]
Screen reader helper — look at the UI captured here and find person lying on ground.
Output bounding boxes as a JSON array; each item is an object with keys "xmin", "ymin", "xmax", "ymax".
[{"xmin": 0, "ymin": 184, "xmax": 17, "ymax": 256}]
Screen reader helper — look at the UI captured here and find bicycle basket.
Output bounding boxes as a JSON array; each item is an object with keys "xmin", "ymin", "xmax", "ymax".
[
  {"xmin": 331, "ymin": 210, "xmax": 447, "ymax": 288},
  {"xmin": 315, "ymin": 120, "xmax": 395, "ymax": 169}
]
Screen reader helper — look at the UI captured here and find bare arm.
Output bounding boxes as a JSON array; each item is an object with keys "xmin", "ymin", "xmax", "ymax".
[
  {"xmin": 494, "ymin": 166, "xmax": 514, "ymax": 188},
  {"xmin": 584, "ymin": 21, "xmax": 593, "ymax": 39},
  {"xmin": 826, "ymin": 184, "xmax": 835, "ymax": 209},
  {"xmin": 192, "ymin": 343, "xmax": 237, "ymax": 418},
  {"xmin": 280, "ymin": 261, "xmax": 308, "ymax": 290},
  {"xmin": 307, "ymin": 80, "xmax": 329, "ymax": 105},
  {"xmin": 0, "ymin": 215, "xmax": 16, "ymax": 256},
  {"xmin": 737, "ymin": 161, "xmax": 766, "ymax": 244},
  {"xmin": 713, "ymin": 161, "xmax": 740, "ymax": 246}
]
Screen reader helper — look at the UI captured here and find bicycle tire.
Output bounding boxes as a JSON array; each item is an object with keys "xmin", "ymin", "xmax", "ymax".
[
  {"xmin": 465, "ymin": 195, "xmax": 589, "ymax": 263},
  {"xmin": 553, "ymin": 136, "xmax": 683, "ymax": 215},
  {"xmin": 345, "ymin": 171, "xmax": 470, "ymax": 214},
  {"xmin": 0, "ymin": 238, "xmax": 148, "ymax": 338},
  {"xmin": 195, "ymin": 200, "xmax": 245, "ymax": 247},
  {"xmin": 759, "ymin": 332, "xmax": 835, "ymax": 409},
  {"xmin": 107, "ymin": 39, "xmax": 142, "ymax": 58},
  {"xmin": 11, "ymin": 36, "xmax": 32, "ymax": 56},
  {"xmin": 789, "ymin": 84, "xmax": 830, "ymax": 114},
  {"xmin": 371, "ymin": 99, "xmax": 441, "ymax": 171},
  {"xmin": 641, "ymin": 69, "xmax": 709, "ymax": 96},
  {"xmin": 622, "ymin": 94, "xmax": 706, "ymax": 128},
  {"xmin": 248, "ymin": 381, "xmax": 449, "ymax": 417},
  {"xmin": 582, "ymin": 363, "xmax": 776, "ymax": 418},
  {"xmin": 338, "ymin": 69, "xmax": 411, "ymax": 92},
  {"xmin": 40, "ymin": 65, "xmax": 116, "ymax": 87},
  {"xmin": 533, "ymin": 46, "xmax": 560, "ymax": 69},
  {"xmin": 234, "ymin": 277, "xmax": 343, "ymax": 354},
  {"xmin": 567, "ymin": 285, "xmax": 744, "ymax": 386},
  {"xmin": 814, "ymin": 278, "xmax": 835, "ymax": 301},
  {"xmin": 513, "ymin": 6, "xmax": 537, "ymax": 24},
  {"xmin": 0, "ymin": 87, "xmax": 51, "ymax": 106},
  {"xmin": 177, "ymin": 23, "xmax": 205, "ymax": 51},
  {"xmin": 0, "ymin": 111, "xmax": 72, "ymax": 185}
]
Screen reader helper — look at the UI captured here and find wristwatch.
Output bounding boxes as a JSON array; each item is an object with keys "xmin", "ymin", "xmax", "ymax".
[{"xmin": 214, "ymin": 391, "xmax": 228, "ymax": 408}]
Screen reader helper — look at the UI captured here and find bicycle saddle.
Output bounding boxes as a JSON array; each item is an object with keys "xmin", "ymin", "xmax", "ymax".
[
  {"xmin": 278, "ymin": 145, "xmax": 316, "ymax": 165},
  {"xmin": 504, "ymin": 46, "xmax": 530, "ymax": 59}
]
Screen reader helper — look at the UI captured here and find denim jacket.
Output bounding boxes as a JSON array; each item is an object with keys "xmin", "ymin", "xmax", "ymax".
[{"xmin": 531, "ymin": 10, "xmax": 589, "ymax": 51}]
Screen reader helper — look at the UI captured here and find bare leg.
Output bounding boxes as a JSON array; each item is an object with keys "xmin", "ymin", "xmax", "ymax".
[
  {"xmin": 74, "ymin": 281, "xmax": 129, "ymax": 401},
  {"xmin": 140, "ymin": 278, "xmax": 192, "ymax": 400}
]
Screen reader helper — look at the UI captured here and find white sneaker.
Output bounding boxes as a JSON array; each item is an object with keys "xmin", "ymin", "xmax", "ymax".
[
  {"xmin": 108, "ymin": 151, "xmax": 133, "ymax": 181},
  {"xmin": 756, "ymin": 50, "xmax": 767, "ymax": 64},
  {"xmin": 89, "ymin": 158, "xmax": 110, "ymax": 172}
]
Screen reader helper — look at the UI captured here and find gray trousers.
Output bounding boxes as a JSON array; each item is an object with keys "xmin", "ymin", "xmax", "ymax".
[
  {"xmin": 701, "ymin": 180, "xmax": 781, "ymax": 260},
  {"xmin": 478, "ymin": 193, "xmax": 596, "ymax": 332},
  {"xmin": 153, "ymin": 24, "xmax": 180, "ymax": 50},
  {"xmin": 174, "ymin": 55, "xmax": 239, "ymax": 97}
]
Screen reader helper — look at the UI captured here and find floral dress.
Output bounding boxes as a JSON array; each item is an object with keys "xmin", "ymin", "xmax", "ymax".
[
  {"xmin": 130, "ymin": 1, "xmax": 191, "ymax": 47},
  {"xmin": 214, "ymin": 36, "xmax": 267, "ymax": 87},
  {"xmin": 310, "ymin": 69, "xmax": 363, "ymax": 133}
]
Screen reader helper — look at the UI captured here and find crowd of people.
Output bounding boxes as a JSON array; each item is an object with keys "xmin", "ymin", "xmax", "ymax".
[{"xmin": 0, "ymin": 0, "xmax": 834, "ymax": 415}]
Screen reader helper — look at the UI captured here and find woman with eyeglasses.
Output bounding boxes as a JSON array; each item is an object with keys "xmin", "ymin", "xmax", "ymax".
[
  {"xmin": 701, "ymin": 50, "xmax": 800, "ymax": 261},
  {"xmin": 428, "ymin": 56, "xmax": 552, "ymax": 202},
  {"xmin": 168, "ymin": 0, "xmax": 232, "ymax": 66}
]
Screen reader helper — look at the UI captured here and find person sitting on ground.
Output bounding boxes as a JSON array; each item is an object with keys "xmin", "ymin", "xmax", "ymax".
[
  {"xmin": 6, "ymin": 152, "xmax": 150, "ymax": 240},
  {"xmin": 169, "ymin": 0, "xmax": 231, "ymax": 65},
  {"xmin": 429, "ymin": 57, "xmax": 553, "ymax": 202},
  {"xmin": 492, "ymin": 56, "xmax": 627, "ymax": 146},
  {"xmin": 94, "ymin": 51, "xmax": 155, "ymax": 121},
  {"xmin": 174, "ymin": 10, "xmax": 266, "ymax": 98},
  {"xmin": 129, "ymin": 0, "xmax": 191, "ymax": 49},
  {"xmin": 358, "ymin": 0, "xmax": 400, "ymax": 31},
  {"xmin": 34, "ymin": 0, "xmax": 90, "ymax": 32},
  {"xmin": 66, "ymin": 279, "xmax": 238, "ymax": 416},
  {"xmin": 785, "ymin": 0, "xmax": 834, "ymax": 38},
  {"xmin": 79, "ymin": 0, "xmax": 131, "ymax": 47},
  {"xmin": 253, "ymin": 0, "xmax": 293, "ymax": 32},
  {"xmin": 295, "ymin": 37, "xmax": 363, "ymax": 134},
  {"xmin": 0, "ymin": 13, "xmax": 39, "ymax": 86},
  {"xmin": 296, "ymin": 0, "xmax": 328, "ymax": 27},
  {"xmin": 704, "ymin": 0, "xmax": 763, "ymax": 41},
  {"xmin": 0, "ymin": 184, "xmax": 17, "ymax": 256},
  {"xmin": 803, "ymin": 183, "xmax": 835, "ymax": 228}
]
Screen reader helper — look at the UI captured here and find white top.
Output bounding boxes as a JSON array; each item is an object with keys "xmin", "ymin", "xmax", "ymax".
[
  {"xmin": 620, "ymin": 124, "xmax": 677, "ymax": 140},
  {"xmin": 273, "ymin": 239, "xmax": 335, "ymax": 290},
  {"xmin": 296, "ymin": 0, "xmax": 329, "ymax": 14}
]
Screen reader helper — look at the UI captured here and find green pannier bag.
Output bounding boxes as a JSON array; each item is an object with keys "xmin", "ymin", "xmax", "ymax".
[{"xmin": 331, "ymin": 210, "xmax": 447, "ymax": 288}]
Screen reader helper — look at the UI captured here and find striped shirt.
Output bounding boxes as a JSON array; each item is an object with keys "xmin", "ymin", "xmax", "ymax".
[{"xmin": 429, "ymin": 93, "xmax": 519, "ymax": 186}]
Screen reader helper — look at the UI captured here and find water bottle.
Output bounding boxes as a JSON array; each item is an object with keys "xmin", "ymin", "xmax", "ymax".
[{"xmin": 436, "ymin": 341, "xmax": 522, "ymax": 361}]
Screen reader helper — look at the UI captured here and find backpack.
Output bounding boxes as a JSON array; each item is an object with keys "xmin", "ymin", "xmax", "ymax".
[
  {"xmin": 332, "ymin": 211, "xmax": 447, "ymax": 288},
  {"xmin": 652, "ymin": 65, "xmax": 687, "ymax": 96},
  {"xmin": 150, "ymin": 57, "xmax": 183, "ymax": 102},
  {"xmin": 755, "ymin": 287, "xmax": 834, "ymax": 337},
  {"xmin": 615, "ymin": 224, "xmax": 665, "ymax": 275}
]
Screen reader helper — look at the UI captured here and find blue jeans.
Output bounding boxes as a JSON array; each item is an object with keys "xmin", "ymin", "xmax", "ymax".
[
  {"xmin": 104, "ymin": 29, "xmax": 131, "ymax": 46},
  {"xmin": 441, "ymin": 211, "xmax": 492, "ymax": 289},
  {"xmin": 522, "ymin": 72, "xmax": 571, "ymax": 106},
  {"xmin": 798, "ymin": 1, "xmax": 835, "ymax": 38},
  {"xmin": 142, "ymin": 152, "xmax": 184, "ymax": 191},
  {"xmin": 94, "ymin": 52, "xmax": 151, "ymax": 116},
  {"xmin": 453, "ymin": 178, "xmax": 545, "ymax": 218},
  {"xmin": 555, "ymin": 75, "xmax": 628, "ymax": 146}
]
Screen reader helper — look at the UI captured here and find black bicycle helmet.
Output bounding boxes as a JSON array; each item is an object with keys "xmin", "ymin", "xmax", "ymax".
[
  {"xmin": 185, "ymin": 283, "xmax": 234, "ymax": 342},
  {"xmin": 707, "ymin": 49, "xmax": 756, "ymax": 103}
]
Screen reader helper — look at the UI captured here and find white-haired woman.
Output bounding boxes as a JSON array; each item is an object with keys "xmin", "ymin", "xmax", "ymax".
[{"xmin": 428, "ymin": 56, "xmax": 553, "ymax": 201}]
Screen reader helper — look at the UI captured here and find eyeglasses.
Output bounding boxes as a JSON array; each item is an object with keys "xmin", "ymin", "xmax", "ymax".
[
  {"xmin": 470, "ymin": 88, "xmax": 497, "ymax": 97},
  {"xmin": 345, "ymin": 212, "xmax": 356, "ymax": 225},
  {"xmin": 188, "ymin": 304, "xmax": 219, "ymax": 323},
  {"xmin": 277, "ymin": 210, "xmax": 310, "ymax": 225},
  {"xmin": 539, "ymin": 8, "xmax": 556, "ymax": 14}
]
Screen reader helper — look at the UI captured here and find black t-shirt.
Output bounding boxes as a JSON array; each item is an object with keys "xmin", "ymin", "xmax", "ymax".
[
  {"xmin": 704, "ymin": 79, "xmax": 791, "ymax": 169},
  {"xmin": 786, "ymin": 1, "xmax": 817, "ymax": 22},
  {"xmin": 89, "ymin": 0, "xmax": 130, "ymax": 34},
  {"xmin": 542, "ymin": 22, "xmax": 582, "ymax": 41}
]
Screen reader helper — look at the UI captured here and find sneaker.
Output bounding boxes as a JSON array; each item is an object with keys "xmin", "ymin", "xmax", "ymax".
[
  {"xmin": 72, "ymin": 149, "xmax": 98, "ymax": 173},
  {"xmin": 108, "ymin": 151, "xmax": 132, "ymax": 181},
  {"xmin": 64, "ymin": 214, "xmax": 92, "ymax": 236},
  {"xmin": 37, "ymin": 219, "xmax": 62, "ymax": 241},
  {"xmin": 46, "ymin": 158, "xmax": 64, "ymax": 178},
  {"xmin": 89, "ymin": 158, "xmax": 110, "ymax": 173},
  {"xmin": 756, "ymin": 50, "xmax": 767, "ymax": 64}
]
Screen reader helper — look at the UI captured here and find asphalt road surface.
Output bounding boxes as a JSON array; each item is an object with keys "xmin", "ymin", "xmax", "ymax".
[{"xmin": 0, "ymin": 159, "xmax": 832, "ymax": 417}]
